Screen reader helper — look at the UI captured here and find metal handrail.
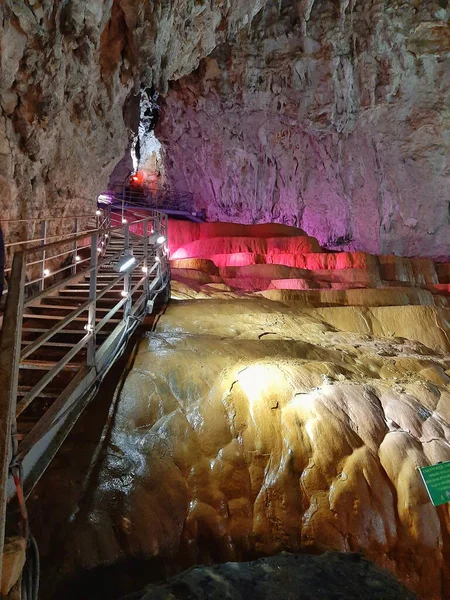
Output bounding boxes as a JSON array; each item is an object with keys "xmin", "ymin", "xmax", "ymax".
[
  {"xmin": 2, "ymin": 207, "xmax": 113, "ymax": 296},
  {"xmin": 7, "ymin": 212, "xmax": 168, "ymax": 435},
  {"xmin": 101, "ymin": 182, "xmax": 202, "ymax": 222},
  {"xmin": 0, "ymin": 210, "xmax": 170, "ymax": 585}
]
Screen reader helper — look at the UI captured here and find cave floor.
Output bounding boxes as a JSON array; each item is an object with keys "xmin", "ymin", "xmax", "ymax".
[{"xmin": 27, "ymin": 221, "xmax": 450, "ymax": 600}]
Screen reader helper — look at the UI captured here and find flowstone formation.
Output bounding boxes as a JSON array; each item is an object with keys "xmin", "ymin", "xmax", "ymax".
[
  {"xmin": 158, "ymin": 0, "xmax": 450, "ymax": 256},
  {"xmin": 41, "ymin": 222, "xmax": 450, "ymax": 600}
]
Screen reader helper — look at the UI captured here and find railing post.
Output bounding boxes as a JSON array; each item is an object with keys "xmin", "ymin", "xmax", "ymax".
[
  {"xmin": 87, "ymin": 233, "xmax": 98, "ymax": 367},
  {"xmin": 143, "ymin": 219, "xmax": 149, "ymax": 297},
  {"xmin": 121, "ymin": 184, "xmax": 125, "ymax": 224},
  {"xmin": 123, "ymin": 221, "xmax": 133, "ymax": 318},
  {"xmin": 72, "ymin": 217, "xmax": 78, "ymax": 275},
  {"xmin": 0, "ymin": 252, "xmax": 25, "ymax": 584},
  {"xmin": 124, "ymin": 222, "xmax": 130, "ymax": 251},
  {"xmin": 40, "ymin": 219, "xmax": 47, "ymax": 291}
]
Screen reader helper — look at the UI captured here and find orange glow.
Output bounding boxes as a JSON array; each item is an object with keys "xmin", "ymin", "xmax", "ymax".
[{"xmin": 130, "ymin": 171, "xmax": 145, "ymax": 185}]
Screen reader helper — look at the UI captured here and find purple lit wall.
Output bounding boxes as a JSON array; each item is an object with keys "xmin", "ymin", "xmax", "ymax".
[{"xmin": 156, "ymin": 3, "xmax": 450, "ymax": 258}]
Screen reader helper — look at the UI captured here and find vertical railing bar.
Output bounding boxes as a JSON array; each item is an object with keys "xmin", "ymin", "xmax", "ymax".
[
  {"xmin": 121, "ymin": 184, "xmax": 125, "ymax": 224},
  {"xmin": 143, "ymin": 219, "xmax": 149, "ymax": 297},
  {"xmin": 87, "ymin": 233, "xmax": 98, "ymax": 367},
  {"xmin": 0, "ymin": 251, "xmax": 25, "ymax": 584},
  {"xmin": 40, "ymin": 219, "xmax": 47, "ymax": 291},
  {"xmin": 72, "ymin": 217, "xmax": 78, "ymax": 275},
  {"xmin": 124, "ymin": 222, "xmax": 129, "ymax": 251},
  {"xmin": 124, "ymin": 220, "xmax": 132, "ymax": 318}
]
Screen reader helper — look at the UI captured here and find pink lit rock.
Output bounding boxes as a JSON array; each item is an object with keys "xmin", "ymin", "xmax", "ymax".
[
  {"xmin": 171, "ymin": 235, "xmax": 320, "ymax": 261},
  {"xmin": 157, "ymin": 3, "xmax": 450, "ymax": 258}
]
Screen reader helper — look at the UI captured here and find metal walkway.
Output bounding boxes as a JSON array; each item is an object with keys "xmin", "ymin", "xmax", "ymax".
[
  {"xmin": 102, "ymin": 183, "xmax": 206, "ymax": 222},
  {"xmin": 0, "ymin": 206, "xmax": 170, "ymax": 584}
]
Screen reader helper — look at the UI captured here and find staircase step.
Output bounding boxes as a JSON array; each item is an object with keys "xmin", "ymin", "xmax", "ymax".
[
  {"xmin": 17, "ymin": 386, "xmax": 61, "ymax": 399},
  {"xmin": 59, "ymin": 289, "xmax": 142, "ymax": 298},
  {"xmin": 28, "ymin": 305, "xmax": 123, "ymax": 315},
  {"xmin": 20, "ymin": 329, "xmax": 110, "ymax": 344},
  {"xmin": 43, "ymin": 296, "xmax": 123, "ymax": 306},
  {"xmin": 20, "ymin": 340, "xmax": 76, "ymax": 348},
  {"xmin": 22, "ymin": 314, "xmax": 122, "ymax": 324},
  {"xmin": 20, "ymin": 328, "xmax": 108, "ymax": 335},
  {"xmin": 20, "ymin": 360, "xmax": 82, "ymax": 371}
]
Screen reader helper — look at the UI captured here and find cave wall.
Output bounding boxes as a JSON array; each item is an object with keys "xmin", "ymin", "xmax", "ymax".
[
  {"xmin": 0, "ymin": 1, "xmax": 132, "ymax": 226},
  {"xmin": 157, "ymin": 0, "xmax": 450, "ymax": 256},
  {"xmin": 0, "ymin": 0, "xmax": 268, "ymax": 229}
]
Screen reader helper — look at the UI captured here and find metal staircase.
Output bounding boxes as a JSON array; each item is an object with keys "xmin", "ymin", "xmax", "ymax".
[{"xmin": 0, "ymin": 206, "xmax": 170, "ymax": 584}]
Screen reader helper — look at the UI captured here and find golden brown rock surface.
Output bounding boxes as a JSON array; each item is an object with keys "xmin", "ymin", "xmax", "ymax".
[
  {"xmin": 38, "ymin": 222, "xmax": 450, "ymax": 600},
  {"xmin": 1, "ymin": 537, "xmax": 25, "ymax": 596},
  {"xmin": 52, "ymin": 290, "xmax": 450, "ymax": 599}
]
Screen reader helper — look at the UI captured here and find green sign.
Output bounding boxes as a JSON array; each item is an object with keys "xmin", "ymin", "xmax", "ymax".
[{"xmin": 419, "ymin": 461, "xmax": 450, "ymax": 506}]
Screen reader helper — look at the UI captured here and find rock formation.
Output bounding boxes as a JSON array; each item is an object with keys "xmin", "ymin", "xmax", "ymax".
[
  {"xmin": 91, "ymin": 552, "xmax": 417, "ymax": 600},
  {"xmin": 0, "ymin": 0, "xmax": 267, "ymax": 238},
  {"xmin": 2, "ymin": 1, "xmax": 448, "ymax": 257},
  {"xmin": 157, "ymin": 0, "xmax": 450, "ymax": 256},
  {"xmin": 2, "ymin": 0, "xmax": 449, "ymax": 598},
  {"xmin": 33, "ymin": 221, "xmax": 450, "ymax": 600}
]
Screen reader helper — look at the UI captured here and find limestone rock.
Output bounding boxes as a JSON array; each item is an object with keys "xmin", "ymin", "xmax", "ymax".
[
  {"xmin": 0, "ymin": 0, "xmax": 271, "ymax": 236},
  {"xmin": 158, "ymin": 1, "xmax": 450, "ymax": 257},
  {"xmin": 1, "ymin": 537, "xmax": 26, "ymax": 596},
  {"xmin": 30, "ymin": 221, "xmax": 449, "ymax": 600},
  {"xmin": 39, "ymin": 290, "xmax": 450, "ymax": 600},
  {"xmin": 122, "ymin": 552, "xmax": 415, "ymax": 600}
]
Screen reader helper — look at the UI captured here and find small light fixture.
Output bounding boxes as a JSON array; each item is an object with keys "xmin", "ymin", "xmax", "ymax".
[
  {"xmin": 96, "ymin": 209, "xmax": 101, "ymax": 216},
  {"xmin": 149, "ymin": 233, "xmax": 165, "ymax": 245},
  {"xmin": 116, "ymin": 254, "xmax": 136, "ymax": 272},
  {"xmin": 142, "ymin": 266, "xmax": 148, "ymax": 273},
  {"xmin": 121, "ymin": 290, "xmax": 128, "ymax": 297},
  {"xmin": 155, "ymin": 256, "xmax": 160, "ymax": 262},
  {"xmin": 43, "ymin": 268, "xmax": 50, "ymax": 277},
  {"xmin": 122, "ymin": 218, "xmax": 127, "ymax": 224},
  {"xmin": 97, "ymin": 247, "xmax": 102, "ymax": 253},
  {"xmin": 105, "ymin": 234, "xmax": 109, "ymax": 239},
  {"xmin": 75, "ymin": 255, "xmax": 81, "ymax": 262}
]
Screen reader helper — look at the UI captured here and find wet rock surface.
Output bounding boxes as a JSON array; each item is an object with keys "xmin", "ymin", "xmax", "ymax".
[
  {"xmin": 33, "ymin": 222, "xmax": 450, "ymax": 600},
  {"xmin": 119, "ymin": 552, "xmax": 415, "ymax": 600}
]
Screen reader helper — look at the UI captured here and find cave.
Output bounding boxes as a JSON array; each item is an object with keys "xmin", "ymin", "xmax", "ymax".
[{"xmin": 0, "ymin": 1, "xmax": 450, "ymax": 600}]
